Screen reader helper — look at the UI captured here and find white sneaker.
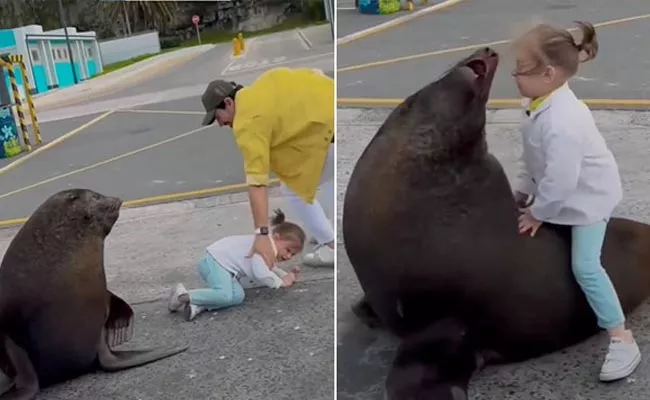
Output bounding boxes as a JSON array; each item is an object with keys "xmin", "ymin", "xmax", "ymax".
[
  {"xmin": 168, "ymin": 283, "xmax": 188, "ymax": 312},
  {"xmin": 303, "ymin": 243, "xmax": 334, "ymax": 267},
  {"xmin": 599, "ymin": 337, "xmax": 642, "ymax": 381},
  {"xmin": 184, "ymin": 304, "xmax": 205, "ymax": 321}
]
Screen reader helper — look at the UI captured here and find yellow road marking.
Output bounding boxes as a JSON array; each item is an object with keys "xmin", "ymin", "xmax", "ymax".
[
  {"xmin": 337, "ymin": 98, "xmax": 650, "ymax": 108},
  {"xmin": 338, "ymin": 12, "xmax": 650, "ymax": 73},
  {"xmin": 0, "ymin": 179, "xmax": 281, "ymax": 229},
  {"xmin": 0, "ymin": 110, "xmax": 115, "ymax": 176},
  {"xmin": 0, "ymin": 125, "xmax": 212, "ymax": 200}
]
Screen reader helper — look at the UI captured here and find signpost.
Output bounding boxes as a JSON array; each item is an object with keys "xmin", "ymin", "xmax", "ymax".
[{"xmin": 192, "ymin": 15, "xmax": 202, "ymax": 45}]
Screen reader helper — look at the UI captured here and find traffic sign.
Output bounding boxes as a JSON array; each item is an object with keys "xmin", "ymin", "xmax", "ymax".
[{"xmin": 192, "ymin": 15, "xmax": 200, "ymax": 25}]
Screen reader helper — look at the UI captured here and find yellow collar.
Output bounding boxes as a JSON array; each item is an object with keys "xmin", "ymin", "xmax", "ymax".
[{"xmin": 528, "ymin": 95, "xmax": 549, "ymax": 112}]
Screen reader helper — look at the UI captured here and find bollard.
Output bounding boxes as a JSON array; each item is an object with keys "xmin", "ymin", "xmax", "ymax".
[
  {"xmin": 0, "ymin": 56, "xmax": 30, "ymax": 151},
  {"xmin": 233, "ymin": 38, "xmax": 241, "ymax": 56},
  {"xmin": 11, "ymin": 54, "xmax": 41, "ymax": 145},
  {"xmin": 238, "ymin": 32, "xmax": 245, "ymax": 52},
  {"xmin": 406, "ymin": 0, "xmax": 414, "ymax": 10}
]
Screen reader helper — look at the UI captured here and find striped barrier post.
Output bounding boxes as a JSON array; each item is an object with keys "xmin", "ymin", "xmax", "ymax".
[
  {"xmin": 0, "ymin": 56, "xmax": 30, "ymax": 151},
  {"xmin": 10, "ymin": 54, "xmax": 42, "ymax": 144}
]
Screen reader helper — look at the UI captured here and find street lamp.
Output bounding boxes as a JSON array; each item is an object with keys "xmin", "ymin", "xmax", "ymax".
[{"xmin": 57, "ymin": 0, "xmax": 79, "ymax": 84}]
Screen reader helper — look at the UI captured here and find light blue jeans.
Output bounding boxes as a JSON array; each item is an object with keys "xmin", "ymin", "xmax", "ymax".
[
  {"xmin": 188, "ymin": 252, "xmax": 245, "ymax": 310},
  {"xmin": 572, "ymin": 219, "xmax": 625, "ymax": 330}
]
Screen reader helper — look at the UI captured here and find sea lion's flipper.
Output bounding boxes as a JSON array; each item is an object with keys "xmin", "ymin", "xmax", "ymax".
[
  {"xmin": 351, "ymin": 296, "xmax": 383, "ymax": 329},
  {"xmin": 105, "ymin": 292, "xmax": 135, "ymax": 348},
  {"xmin": 384, "ymin": 318, "xmax": 477, "ymax": 400},
  {"xmin": 0, "ymin": 336, "xmax": 39, "ymax": 400},
  {"xmin": 97, "ymin": 327, "xmax": 189, "ymax": 372}
]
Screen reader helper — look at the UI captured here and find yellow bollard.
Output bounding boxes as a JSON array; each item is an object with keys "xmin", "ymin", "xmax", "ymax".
[
  {"xmin": 233, "ymin": 38, "xmax": 241, "ymax": 56},
  {"xmin": 406, "ymin": 0, "xmax": 414, "ymax": 10},
  {"xmin": 0, "ymin": 56, "xmax": 30, "ymax": 151},
  {"xmin": 12, "ymin": 54, "xmax": 42, "ymax": 144},
  {"xmin": 238, "ymin": 32, "xmax": 245, "ymax": 52}
]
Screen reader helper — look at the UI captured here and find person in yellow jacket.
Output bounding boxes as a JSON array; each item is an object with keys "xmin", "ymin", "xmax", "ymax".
[{"xmin": 200, "ymin": 67, "xmax": 335, "ymax": 268}]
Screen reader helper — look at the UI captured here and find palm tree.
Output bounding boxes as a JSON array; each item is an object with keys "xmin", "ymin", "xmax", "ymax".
[{"xmin": 104, "ymin": 1, "xmax": 179, "ymax": 36}]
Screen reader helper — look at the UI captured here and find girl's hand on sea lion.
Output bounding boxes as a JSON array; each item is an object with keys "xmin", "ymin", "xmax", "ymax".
[{"xmin": 518, "ymin": 208, "xmax": 542, "ymax": 237}]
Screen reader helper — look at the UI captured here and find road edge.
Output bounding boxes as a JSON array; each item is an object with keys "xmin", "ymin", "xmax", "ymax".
[{"xmin": 336, "ymin": 0, "xmax": 466, "ymax": 46}]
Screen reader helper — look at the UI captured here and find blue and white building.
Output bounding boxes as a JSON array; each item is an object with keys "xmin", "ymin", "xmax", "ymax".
[{"xmin": 0, "ymin": 24, "xmax": 104, "ymax": 99}]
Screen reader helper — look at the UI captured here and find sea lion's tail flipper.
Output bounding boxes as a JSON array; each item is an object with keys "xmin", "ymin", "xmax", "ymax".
[
  {"xmin": 384, "ymin": 318, "xmax": 477, "ymax": 400},
  {"xmin": 0, "ymin": 335, "xmax": 39, "ymax": 400},
  {"xmin": 98, "ymin": 329, "xmax": 189, "ymax": 372},
  {"xmin": 106, "ymin": 292, "xmax": 135, "ymax": 348},
  {"xmin": 351, "ymin": 296, "xmax": 383, "ymax": 329}
]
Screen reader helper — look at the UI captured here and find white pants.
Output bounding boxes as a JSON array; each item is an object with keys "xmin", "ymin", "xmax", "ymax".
[{"xmin": 280, "ymin": 145, "xmax": 335, "ymax": 245}]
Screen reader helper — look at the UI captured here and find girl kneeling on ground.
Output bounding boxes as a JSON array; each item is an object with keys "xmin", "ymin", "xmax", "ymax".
[{"xmin": 168, "ymin": 209, "xmax": 304, "ymax": 321}]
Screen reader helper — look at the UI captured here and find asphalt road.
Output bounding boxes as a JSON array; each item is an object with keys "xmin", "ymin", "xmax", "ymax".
[
  {"xmin": 0, "ymin": 25, "xmax": 334, "ymax": 222},
  {"xmin": 89, "ymin": 25, "xmax": 334, "ymax": 105},
  {"xmin": 337, "ymin": 1, "xmax": 445, "ymax": 39},
  {"xmin": 0, "ymin": 194, "xmax": 335, "ymax": 400},
  {"xmin": 336, "ymin": 107, "xmax": 650, "ymax": 400},
  {"xmin": 337, "ymin": 0, "xmax": 650, "ymax": 100}
]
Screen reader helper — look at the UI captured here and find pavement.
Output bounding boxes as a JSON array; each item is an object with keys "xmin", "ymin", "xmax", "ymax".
[
  {"xmin": 336, "ymin": 0, "xmax": 650, "ymax": 101},
  {"xmin": 0, "ymin": 190, "xmax": 335, "ymax": 400},
  {"xmin": 336, "ymin": 107, "xmax": 650, "ymax": 400},
  {"xmin": 0, "ymin": 24, "xmax": 334, "ymax": 223}
]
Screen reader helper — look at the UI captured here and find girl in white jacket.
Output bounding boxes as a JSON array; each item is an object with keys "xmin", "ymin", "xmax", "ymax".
[
  {"xmin": 168, "ymin": 209, "xmax": 303, "ymax": 321},
  {"xmin": 512, "ymin": 20, "xmax": 640, "ymax": 382}
]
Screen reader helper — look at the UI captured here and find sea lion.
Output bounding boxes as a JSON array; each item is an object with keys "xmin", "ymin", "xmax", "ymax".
[
  {"xmin": 341, "ymin": 47, "xmax": 650, "ymax": 399},
  {"xmin": 0, "ymin": 188, "xmax": 189, "ymax": 399}
]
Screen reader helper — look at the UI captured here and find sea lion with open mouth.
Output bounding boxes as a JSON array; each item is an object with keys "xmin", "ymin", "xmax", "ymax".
[{"xmin": 342, "ymin": 47, "xmax": 650, "ymax": 399}]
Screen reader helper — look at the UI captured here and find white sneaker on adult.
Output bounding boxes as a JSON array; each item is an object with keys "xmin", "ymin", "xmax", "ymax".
[
  {"xmin": 599, "ymin": 337, "xmax": 642, "ymax": 382},
  {"xmin": 168, "ymin": 283, "xmax": 188, "ymax": 312},
  {"xmin": 303, "ymin": 243, "xmax": 334, "ymax": 267}
]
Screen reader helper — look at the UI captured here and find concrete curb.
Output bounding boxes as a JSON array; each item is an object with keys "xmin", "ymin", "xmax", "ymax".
[
  {"xmin": 337, "ymin": 97, "xmax": 650, "ymax": 110},
  {"xmin": 336, "ymin": 0, "xmax": 466, "ymax": 46}
]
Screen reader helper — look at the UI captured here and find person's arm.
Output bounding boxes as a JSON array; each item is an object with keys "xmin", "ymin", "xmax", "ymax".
[
  {"xmin": 232, "ymin": 113, "xmax": 273, "ymax": 229},
  {"xmin": 248, "ymin": 186, "xmax": 269, "ymax": 229},
  {"xmin": 272, "ymin": 266, "xmax": 288, "ymax": 278},
  {"xmin": 250, "ymin": 254, "xmax": 289, "ymax": 289},
  {"xmin": 529, "ymin": 123, "xmax": 583, "ymax": 221}
]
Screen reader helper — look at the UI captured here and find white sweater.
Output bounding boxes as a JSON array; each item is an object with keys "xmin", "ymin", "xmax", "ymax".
[
  {"xmin": 516, "ymin": 82, "xmax": 623, "ymax": 226},
  {"xmin": 206, "ymin": 235, "xmax": 286, "ymax": 289}
]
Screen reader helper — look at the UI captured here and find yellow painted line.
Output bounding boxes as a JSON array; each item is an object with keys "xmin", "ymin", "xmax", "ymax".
[
  {"xmin": 36, "ymin": 49, "xmax": 209, "ymax": 111},
  {"xmin": 0, "ymin": 179, "xmax": 281, "ymax": 229},
  {"xmin": 338, "ymin": 12, "xmax": 650, "ymax": 73},
  {"xmin": 337, "ymin": 0, "xmax": 467, "ymax": 46},
  {"xmin": 338, "ymin": 97, "xmax": 650, "ymax": 108},
  {"xmin": 0, "ymin": 125, "xmax": 212, "ymax": 201},
  {"xmin": 0, "ymin": 110, "xmax": 115, "ymax": 177},
  {"xmin": 116, "ymin": 109, "xmax": 204, "ymax": 116},
  {"xmin": 339, "ymin": 40, "xmax": 511, "ymax": 73}
]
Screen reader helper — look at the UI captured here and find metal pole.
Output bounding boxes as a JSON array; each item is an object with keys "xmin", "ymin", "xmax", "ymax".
[{"xmin": 57, "ymin": 0, "xmax": 78, "ymax": 84}]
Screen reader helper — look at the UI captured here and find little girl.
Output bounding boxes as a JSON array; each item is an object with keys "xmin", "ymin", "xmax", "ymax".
[
  {"xmin": 511, "ymin": 21, "xmax": 641, "ymax": 381},
  {"xmin": 168, "ymin": 209, "xmax": 304, "ymax": 321}
]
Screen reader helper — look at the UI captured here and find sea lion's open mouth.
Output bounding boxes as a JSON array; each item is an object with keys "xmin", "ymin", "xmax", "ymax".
[{"xmin": 465, "ymin": 59, "xmax": 488, "ymax": 80}]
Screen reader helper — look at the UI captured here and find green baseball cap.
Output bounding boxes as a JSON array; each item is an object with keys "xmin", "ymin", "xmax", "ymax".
[{"xmin": 201, "ymin": 79, "xmax": 239, "ymax": 126}]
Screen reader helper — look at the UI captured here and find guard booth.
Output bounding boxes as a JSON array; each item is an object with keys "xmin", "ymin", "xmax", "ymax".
[{"xmin": 0, "ymin": 57, "xmax": 22, "ymax": 159}]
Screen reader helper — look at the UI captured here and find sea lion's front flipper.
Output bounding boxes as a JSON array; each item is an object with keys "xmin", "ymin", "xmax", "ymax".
[
  {"xmin": 106, "ymin": 291, "xmax": 136, "ymax": 348},
  {"xmin": 97, "ymin": 327, "xmax": 189, "ymax": 372},
  {"xmin": 0, "ymin": 336, "xmax": 39, "ymax": 400},
  {"xmin": 351, "ymin": 296, "xmax": 383, "ymax": 329},
  {"xmin": 384, "ymin": 318, "xmax": 477, "ymax": 400}
]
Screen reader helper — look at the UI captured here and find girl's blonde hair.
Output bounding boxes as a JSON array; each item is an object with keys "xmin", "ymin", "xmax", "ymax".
[
  {"xmin": 270, "ymin": 209, "xmax": 306, "ymax": 248},
  {"xmin": 514, "ymin": 20, "xmax": 598, "ymax": 77}
]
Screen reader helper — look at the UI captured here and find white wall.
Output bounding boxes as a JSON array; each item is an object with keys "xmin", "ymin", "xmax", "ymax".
[{"xmin": 98, "ymin": 31, "xmax": 161, "ymax": 66}]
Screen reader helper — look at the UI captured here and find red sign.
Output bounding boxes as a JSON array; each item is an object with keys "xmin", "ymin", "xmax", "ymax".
[{"xmin": 192, "ymin": 15, "xmax": 200, "ymax": 25}]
